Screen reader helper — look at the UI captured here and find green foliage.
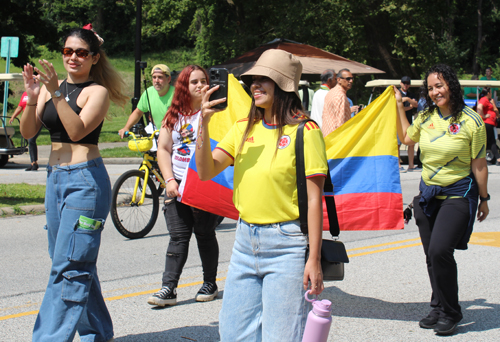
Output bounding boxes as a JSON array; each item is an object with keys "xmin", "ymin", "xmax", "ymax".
[{"xmin": 4, "ymin": 0, "xmax": 500, "ymax": 104}]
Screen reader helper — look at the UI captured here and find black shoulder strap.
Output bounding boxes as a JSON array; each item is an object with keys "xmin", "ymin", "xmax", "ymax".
[
  {"xmin": 296, "ymin": 120, "xmax": 340, "ymax": 237},
  {"xmin": 296, "ymin": 120, "xmax": 308, "ymax": 234}
]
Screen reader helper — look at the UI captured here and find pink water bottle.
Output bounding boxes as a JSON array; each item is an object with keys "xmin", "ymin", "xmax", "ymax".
[{"xmin": 302, "ymin": 290, "xmax": 332, "ymax": 342}]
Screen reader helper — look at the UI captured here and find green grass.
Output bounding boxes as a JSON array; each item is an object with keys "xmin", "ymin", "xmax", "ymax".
[
  {"xmin": 100, "ymin": 146, "xmax": 143, "ymax": 158},
  {"xmin": 0, "ymin": 183, "xmax": 46, "ymax": 207}
]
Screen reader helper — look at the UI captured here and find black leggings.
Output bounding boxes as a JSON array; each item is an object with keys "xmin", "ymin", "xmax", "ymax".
[
  {"xmin": 28, "ymin": 127, "xmax": 42, "ymax": 163},
  {"xmin": 485, "ymin": 123, "xmax": 500, "ymax": 163},
  {"xmin": 413, "ymin": 196, "xmax": 470, "ymax": 322},
  {"xmin": 161, "ymin": 198, "xmax": 220, "ymax": 288}
]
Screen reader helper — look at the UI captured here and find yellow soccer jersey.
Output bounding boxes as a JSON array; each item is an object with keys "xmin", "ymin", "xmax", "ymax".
[
  {"xmin": 216, "ymin": 118, "xmax": 328, "ymax": 224},
  {"xmin": 407, "ymin": 106, "xmax": 486, "ymax": 187}
]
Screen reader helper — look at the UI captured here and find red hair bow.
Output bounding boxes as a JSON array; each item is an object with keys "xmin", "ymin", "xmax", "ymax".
[{"xmin": 82, "ymin": 23, "xmax": 104, "ymax": 46}]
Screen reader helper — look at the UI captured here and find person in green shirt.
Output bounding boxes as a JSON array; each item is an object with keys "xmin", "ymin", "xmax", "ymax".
[{"xmin": 119, "ymin": 64, "xmax": 175, "ymax": 138}]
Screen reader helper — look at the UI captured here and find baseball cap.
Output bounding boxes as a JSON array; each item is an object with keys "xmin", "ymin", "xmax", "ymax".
[
  {"xmin": 401, "ymin": 76, "xmax": 411, "ymax": 84},
  {"xmin": 151, "ymin": 64, "xmax": 171, "ymax": 76}
]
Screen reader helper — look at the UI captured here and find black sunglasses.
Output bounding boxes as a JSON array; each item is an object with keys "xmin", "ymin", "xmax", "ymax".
[
  {"xmin": 61, "ymin": 48, "xmax": 94, "ymax": 58},
  {"xmin": 339, "ymin": 77, "xmax": 354, "ymax": 81}
]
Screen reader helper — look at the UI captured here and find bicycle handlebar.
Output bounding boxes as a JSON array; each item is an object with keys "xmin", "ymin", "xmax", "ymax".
[{"xmin": 121, "ymin": 130, "xmax": 159, "ymax": 140}]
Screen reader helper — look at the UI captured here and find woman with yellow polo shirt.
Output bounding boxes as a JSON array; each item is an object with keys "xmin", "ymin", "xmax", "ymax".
[
  {"xmin": 395, "ymin": 64, "xmax": 489, "ymax": 336},
  {"xmin": 195, "ymin": 49, "xmax": 328, "ymax": 341}
]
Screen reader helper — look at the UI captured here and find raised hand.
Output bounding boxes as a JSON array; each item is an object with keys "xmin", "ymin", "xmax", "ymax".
[
  {"xmin": 22, "ymin": 63, "xmax": 40, "ymax": 99},
  {"xmin": 34, "ymin": 59, "xmax": 60, "ymax": 95},
  {"xmin": 200, "ymin": 85, "xmax": 226, "ymax": 122},
  {"xmin": 393, "ymin": 85, "xmax": 403, "ymax": 103}
]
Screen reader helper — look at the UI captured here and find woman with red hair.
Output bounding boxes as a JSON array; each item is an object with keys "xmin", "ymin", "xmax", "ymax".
[{"xmin": 147, "ymin": 65, "xmax": 220, "ymax": 306}]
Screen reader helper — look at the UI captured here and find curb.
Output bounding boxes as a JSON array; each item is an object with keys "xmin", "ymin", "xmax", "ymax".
[{"xmin": 1, "ymin": 204, "xmax": 45, "ymax": 217}]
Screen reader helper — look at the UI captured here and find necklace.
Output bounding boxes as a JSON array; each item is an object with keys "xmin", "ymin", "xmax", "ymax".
[{"xmin": 65, "ymin": 81, "xmax": 80, "ymax": 102}]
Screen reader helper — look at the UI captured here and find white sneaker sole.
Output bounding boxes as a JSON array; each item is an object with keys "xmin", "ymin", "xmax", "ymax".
[
  {"xmin": 147, "ymin": 296, "xmax": 177, "ymax": 307},
  {"xmin": 195, "ymin": 289, "xmax": 218, "ymax": 302}
]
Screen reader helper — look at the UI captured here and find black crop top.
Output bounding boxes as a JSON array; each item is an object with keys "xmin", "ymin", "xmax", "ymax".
[{"xmin": 43, "ymin": 80, "xmax": 103, "ymax": 145}]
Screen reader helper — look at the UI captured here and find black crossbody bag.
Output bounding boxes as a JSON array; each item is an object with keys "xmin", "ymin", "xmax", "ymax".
[{"xmin": 296, "ymin": 120, "xmax": 349, "ymax": 281}]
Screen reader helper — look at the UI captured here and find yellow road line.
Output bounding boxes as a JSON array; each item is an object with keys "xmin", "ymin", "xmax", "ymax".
[
  {"xmin": 0, "ymin": 239, "xmax": 422, "ymax": 321},
  {"xmin": 348, "ymin": 242, "xmax": 422, "ymax": 258},
  {"xmin": 0, "ymin": 310, "xmax": 39, "ymax": 321},
  {"xmin": 105, "ymin": 277, "xmax": 227, "ymax": 302},
  {"xmin": 346, "ymin": 238, "xmax": 421, "ymax": 252}
]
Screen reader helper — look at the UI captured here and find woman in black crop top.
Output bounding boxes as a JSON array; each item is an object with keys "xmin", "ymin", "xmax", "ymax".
[{"xmin": 20, "ymin": 25, "xmax": 127, "ymax": 342}]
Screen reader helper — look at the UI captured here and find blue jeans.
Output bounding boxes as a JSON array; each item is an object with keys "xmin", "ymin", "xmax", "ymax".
[
  {"xmin": 219, "ymin": 219, "xmax": 308, "ymax": 342},
  {"xmin": 33, "ymin": 158, "xmax": 113, "ymax": 342}
]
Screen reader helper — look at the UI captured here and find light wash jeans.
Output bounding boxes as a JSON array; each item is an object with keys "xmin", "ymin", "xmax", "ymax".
[
  {"xmin": 33, "ymin": 157, "xmax": 113, "ymax": 342},
  {"xmin": 219, "ymin": 219, "xmax": 309, "ymax": 342}
]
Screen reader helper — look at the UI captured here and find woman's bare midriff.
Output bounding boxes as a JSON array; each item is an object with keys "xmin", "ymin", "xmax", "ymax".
[{"xmin": 49, "ymin": 142, "xmax": 101, "ymax": 166}]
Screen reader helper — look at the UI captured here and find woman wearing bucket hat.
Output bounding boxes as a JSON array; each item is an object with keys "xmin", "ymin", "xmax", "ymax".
[{"xmin": 196, "ymin": 49, "xmax": 328, "ymax": 341}]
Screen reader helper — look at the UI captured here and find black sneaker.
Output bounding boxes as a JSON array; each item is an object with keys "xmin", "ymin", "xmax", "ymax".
[
  {"xmin": 195, "ymin": 282, "xmax": 218, "ymax": 302},
  {"xmin": 147, "ymin": 286, "xmax": 177, "ymax": 306},
  {"xmin": 434, "ymin": 318, "xmax": 458, "ymax": 335},
  {"xmin": 419, "ymin": 315, "xmax": 439, "ymax": 329}
]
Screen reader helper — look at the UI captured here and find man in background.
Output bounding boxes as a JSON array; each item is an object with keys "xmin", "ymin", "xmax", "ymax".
[
  {"xmin": 119, "ymin": 64, "xmax": 175, "ymax": 138},
  {"xmin": 321, "ymin": 68, "xmax": 357, "ymax": 137},
  {"xmin": 311, "ymin": 69, "xmax": 336, "ymax": 127},
  {"xmin": 298, "ymin": 80, "xmax": 315, "ymax": 114}
]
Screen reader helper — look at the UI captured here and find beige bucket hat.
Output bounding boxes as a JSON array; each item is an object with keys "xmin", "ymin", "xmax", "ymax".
[{"xmin": 240, "ymin": 49, "xmax": 302, "ymax": 98}]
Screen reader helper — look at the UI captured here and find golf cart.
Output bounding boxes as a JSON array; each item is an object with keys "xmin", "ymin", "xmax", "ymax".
[
  {"xmin": 365, "ymin": 79, "xmax": 500, "ymax": 164},
  {"xmin": 366, "ymin": 79, "xmax": 500, "ymax": 106},
  {"xmin": 0, "ymin": 73, "xmax": 28, "ymax": 167}
]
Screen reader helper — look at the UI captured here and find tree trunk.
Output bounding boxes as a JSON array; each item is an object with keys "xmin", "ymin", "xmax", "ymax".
[{"xmin": 472, "ymin": 0, "xmax": 483, "ymax": 76}]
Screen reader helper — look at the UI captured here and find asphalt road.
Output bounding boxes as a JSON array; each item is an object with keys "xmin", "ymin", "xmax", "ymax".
[{"xmin": 1, "ymin": 163, "xmax": 500, "ymax": 341}]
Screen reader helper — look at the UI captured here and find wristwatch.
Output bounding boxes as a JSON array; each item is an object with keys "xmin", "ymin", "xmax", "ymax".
[
  {"xmin": 480, "ymin": 194, "xmax": 490, "ymax": 202},
  {"xmin": 52, "ymin": 90, "xmax": 62, "ymax": 98}
]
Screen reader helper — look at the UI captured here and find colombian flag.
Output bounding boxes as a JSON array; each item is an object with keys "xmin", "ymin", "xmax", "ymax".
[
  {"xmin": 179, "ymin": 75, "xmax": 249, "ymax": 220},
  {"xmin": 324, "ymin": 86, "xmax": 403, "ymax": 230},
  {"xmin": 180, "ymin": 83, "xmax": 403, "ymax": 230}
]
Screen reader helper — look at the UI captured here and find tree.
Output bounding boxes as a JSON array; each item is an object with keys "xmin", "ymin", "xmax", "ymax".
[{"xmin": 1, "ymin": 0, "xmax": 58, "ymax": 67}]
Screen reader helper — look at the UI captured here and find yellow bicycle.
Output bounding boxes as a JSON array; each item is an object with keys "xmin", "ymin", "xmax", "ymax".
[{"xmin": 110, "ymin": 130, "xmax": 166, "ymax": 239}]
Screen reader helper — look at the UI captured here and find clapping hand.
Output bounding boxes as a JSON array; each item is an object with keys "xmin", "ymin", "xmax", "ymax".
[
  {"xmin": 34, "ymin": 59, "xmax": 60, "ymax": 96},
  {"xmin": 22, "ymin": 63, "xmax": 40, "ymax": 99}
]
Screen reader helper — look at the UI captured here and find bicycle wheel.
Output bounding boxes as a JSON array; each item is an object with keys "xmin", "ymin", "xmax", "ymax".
[{"xmin": 111, "ymin": 169, "xmax": 159, "ymax": 239}]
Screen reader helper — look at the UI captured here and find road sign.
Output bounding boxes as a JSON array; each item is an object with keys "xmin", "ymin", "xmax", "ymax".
[{"xmin": 1, "ymin": 37, "xmax": 19, "ymax": 58}]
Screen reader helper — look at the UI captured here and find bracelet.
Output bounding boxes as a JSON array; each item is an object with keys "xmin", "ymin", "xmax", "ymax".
[
  {"xmin": 480, "ymin": 194, "xmax": 490, "ymax": 202},
  {"xmin": 26, "ymin": 103, "xmax": 37, "ymax": 107},
  {"xmin": 166, "ymin": 177, "xmax": 176, "ymax": 183}
]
